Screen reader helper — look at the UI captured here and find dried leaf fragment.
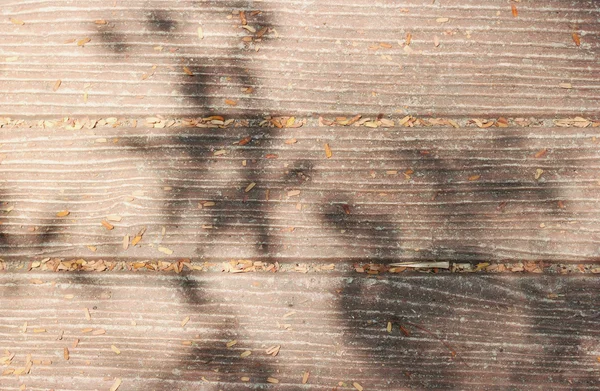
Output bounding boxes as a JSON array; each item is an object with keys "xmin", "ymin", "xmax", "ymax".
[
  {"xmin": 255, "ymin": 26, "xmax": 269, "ymax": 38},
  {"xmin": 56, "ymin": 210, "xmax": 70, "ymax": 217},
  {"xmin": 181, "ymin": 316, "xmax": 190, "ymax": 327},
  {"xmin": 245, "ymin": 182, "xmax": 256, "ymax": 192},
  {"xmin": 341, "ymin": 204, "xmax": 351, "ymax": 215},
  {"xmin": 101, "ymin": 220, "xmax": 114, "ymax": 230},
  {"xmin": 53, "ymin": 80, "xmax": 62, "ymax": 91},
  {"xmin": 302, "ymin": 371, "xmax": 310, "ymax": 384},
  {"xmin": 286, "ymin": 116, "xmax": 296, "ymax": 127},
  {"xmin": 554, "ymin": 117, "xmax": 591, "ymax": 128},
  {"xmin": 398, "ymin": 115, "xmax": 411, "ymax": 126},
  {"xmin": 131, "ymin": 227, "xmax": 146, "ymax": 246},
  {"xmin": 158, "ymin": 246, "xmax": 173, "ymax": 255},
  {"xmin": 346, "ymin": 114, "xmax": 362, "ymax": 126},
  {"xmin": 324, "ymin": 143, "xmax": 332, "ymax": 158},
  {"xmin": 535, "ymin": 168, "xmax": 544, "ymax": 180},
  {"xmin": 496, "ymin": 117, "xmax": 509, "ymax": 127},
  {"xmin": 473, "ymin": 119, "xmax": 493, "ymax": 128},
  {"xmin": 238, "ymin": 136, "xmax": 252, "ymax": 145},
  {"xmin": 77, "ymin": 37, "xmax": 91, "ymax": 46},
  {"xmin": 226, "ymin": 340, "xmax": 237, "ymax": 348},
  {"xmin": 109, "ymin": 378, "xmax": 122, "ymax": 391}
]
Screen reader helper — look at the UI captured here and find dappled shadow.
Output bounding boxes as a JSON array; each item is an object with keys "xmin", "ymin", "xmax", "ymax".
[
  {"xmin": 422, "ymin": 131, "xmax": 572, "ymax": 261},
  {"xmin": 150, "ymin": 274, "xmax": 277, "ymax": 390},
  {"xmin": 336, "ymin": 273, "xmax": 600, "ymax": 390},
  {"xmin": 0, "ymin": 1, "xmax": 599, "ymax": 390},
  {"xmin": 147, "ymin": 10, "xmax": 178, "ymax": 33},
  {"xmin": 506, "ymin": 277, "xmax": 600, "ymax": 389},
  {"xmin": 91, "ymin": 3, "xmax": 280, "ymax": 388}
]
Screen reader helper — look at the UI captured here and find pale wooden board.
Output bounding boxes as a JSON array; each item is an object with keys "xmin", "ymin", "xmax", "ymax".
[
  {"xmin": 0, "ymin": 0, "xmax": 598, "ymax": 117},
  {"xmin": 1, "ymin": 272, "xmax": 600, "ymax": 390},
  {"xmin": 0, "ymin": 126, "xmax": 599, "ymax": 262}
]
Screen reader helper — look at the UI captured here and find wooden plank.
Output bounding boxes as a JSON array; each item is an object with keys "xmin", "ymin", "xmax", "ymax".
[
  {"xmin": 0, "ymin": 125, "xmax": 599, "ymax": 262},
  {"xmin": 1, "ymin": 272, "xmax": 600, "ymax": 390},
  {"xmin": 0, "ymin": 0, "xmax": 599, "ymax": 117}
]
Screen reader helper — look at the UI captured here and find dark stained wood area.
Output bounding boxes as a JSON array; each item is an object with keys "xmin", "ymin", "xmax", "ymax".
[
  {"xmin": 0, "ymin": 125, "xmax": 599, "ymax": 262},
  {"xmin": 2, "ymin": 272, "xmax": 600, "ymax": 390}
]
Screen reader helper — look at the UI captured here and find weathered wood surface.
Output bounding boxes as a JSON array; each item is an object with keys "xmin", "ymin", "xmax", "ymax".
[
  {"xmin": 0, "ymin": 126, "xmax": 598, "ymax": 262},
  {"xmin": 1, "ymin": 272, "xmax": 600, "ymax": 390},
  {"xmin": 1, "ymin": 0, "xmax": 599, "ymax": 117}
]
